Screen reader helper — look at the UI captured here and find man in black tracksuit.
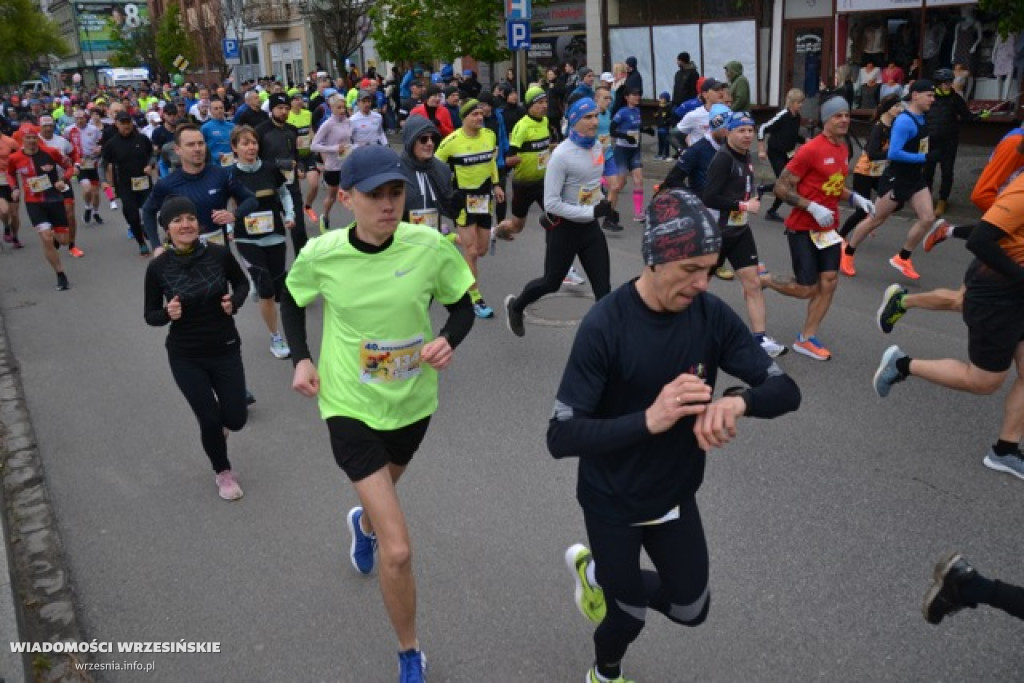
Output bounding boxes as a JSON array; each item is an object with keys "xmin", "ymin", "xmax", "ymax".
[
  {"xmin": 256, "ymin": 93, "xmax": 305, "ymax": 254},
  {"xmin": 756, "ymin": 89, "xmax": 806, "ymax": 221},
  {"xmin": 101, "ymin": 111, "xmax": 157, "ymax": 254},
  {"xmin": 924, "ymin": 69, "xmax": 978, "ymax": 217}
]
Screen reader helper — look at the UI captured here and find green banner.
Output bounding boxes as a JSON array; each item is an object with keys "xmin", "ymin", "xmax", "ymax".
[{"xmin": 77, "ymin": 1, "xmax": 150, "ymax": 54}]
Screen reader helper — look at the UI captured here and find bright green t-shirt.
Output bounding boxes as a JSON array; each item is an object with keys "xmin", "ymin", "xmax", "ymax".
[
  {"xmin": 435, "ymin": 127, "xmax": 499, "ymax": 191},
  {"xmin": 285, "ymin": 222, "xmax": 474, "ymax": 429},
  {"xmin": 508, "ymin": 114, "xmax": 551, "ymax": 184},
  {"xmin": 346, "ymin": 87, "xmax": 359, "ymax": 109},
  {"xmin": 138, "ymin": 96, "xmax": 158, "ymax": 112},
  {"xmin": 287, "ymin": 109, "xmax": 313, "ymax": 156}
]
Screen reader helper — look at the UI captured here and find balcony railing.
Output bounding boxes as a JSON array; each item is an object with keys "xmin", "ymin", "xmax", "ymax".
[{"xmin": 241, "ymin": 1, "xmax": 302, "ymax": 28}]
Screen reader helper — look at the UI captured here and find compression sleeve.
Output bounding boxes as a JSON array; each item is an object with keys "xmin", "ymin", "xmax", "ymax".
[
  {"xmin": 967, "ymin": 221, "xmax": 1024, "ymax": 283},
  {"xmin": 887, "ymin": 115, "xmax": 925, "ymax": 164},
  {"xmin": 439, "ymin": 293, "xmax": 474, "ymax": 349},
  {"xmin": 280, "ymin": 283, "xmax": 312, "ymax": 364}
]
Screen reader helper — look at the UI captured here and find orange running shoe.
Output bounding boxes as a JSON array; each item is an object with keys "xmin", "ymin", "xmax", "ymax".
[
  {"xmin": 889, "ymin": 254, "xmax": 920, "ymax": 280},
  {"xmin": 69, "ymin": 246, "xmax": 85, "ymax": 258},
  {"xmin": 793, "ymin": 335, "xmax": 831, "ymax": 361},
  {"xmin": 840, "ymin": 249, "xmax": 856, "ymax": 277},
  {"xmin": 923, "ymin": 219, "xmax": 950, "ymax": 253},
  {"xmin": 304, "ymin": 206, "xmax": 318, "ymax": 223}
]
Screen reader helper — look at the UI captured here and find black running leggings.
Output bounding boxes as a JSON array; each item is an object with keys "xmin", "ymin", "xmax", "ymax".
[
  {"xmin": 167, "ymin": 348, "xmax": 248, "ymax": 473},
  {"xmin": 511, "ymin": 218, "xmax": 610, "ymax": 314},
  {"xmin": 584, "ymin": 499, "xmax": 711, "ymax": 670},
  {"xmin": 766, "ymin": 148, "xmax": 790, "ymax": 213},
  {"xmin": 116, "ymin": 184, "xmax": 150, "ymax": 247}
]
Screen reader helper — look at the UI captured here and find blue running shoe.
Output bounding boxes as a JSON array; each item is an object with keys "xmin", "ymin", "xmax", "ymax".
[
  {"xmin": 347, "ymin": 506, "xmax": 377, "ymax": 574},
  {"xmin": 398, "ymin": 648, "xmax": 427, "ymax": 683},
  {"xmin": 873, "ymin": 344, "xmax": 907, "ymax": 398},
  {"xmin": 473, "ymin": 301, "xmax": 494, "ymax": 318}
]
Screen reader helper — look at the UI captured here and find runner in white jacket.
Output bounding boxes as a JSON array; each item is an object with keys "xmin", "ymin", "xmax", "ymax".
[{"xmin": 309, "ymin": 94, "xmax": 353, "ymax": 231}]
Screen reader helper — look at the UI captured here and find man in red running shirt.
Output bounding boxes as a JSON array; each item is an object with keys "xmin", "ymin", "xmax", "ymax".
[
  {"xmin": 761, "ymin": 96, "xmax": 876, "ymax": 361},
  {"xmin": 0, "ymin": 133, "xmax": 21, "ymax": 247},
  {"xmin": 6, "ymin": 124, "xmax": 74, "ymax": 290}
]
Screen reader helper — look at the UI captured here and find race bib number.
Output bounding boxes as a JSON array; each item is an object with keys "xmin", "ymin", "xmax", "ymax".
[
  {"xmin": 27, "ymin": 175, "xmax": 52, "ymax": 193},
  {"xmin": 219, "ymin": 153, "xmax": 235, "ymax": 167},
  {"xmin": 868, "ymin": 160, "xmax": 887, "ymax": 177},
  {"xmin": 80, "ymin": 158, "xmax": 96, "ymax": 170},
  {"xmin": 201, "ymin": 230, "xmax": 226, "ymax": 246},
  {"xmin": 409, "ymin": 208, "xmax": 439, "ymax": 229},
  {"xmin": 244, "ymin": 211, "xmax": 275, "ymax": 235},
  {"xmin": 359, "ymin": 336, "xmax": 424, "ymax": 384},
  {"xmin": 0, "ymin": 174, "xmax": 7, "ymax": 187},
  {"xmin": 338, "ymin": 146, "xmax": 351, "ymax": 159},
  {"xmin": 281, "ymin": 168, "xmax": 295, "ymax": 184},
  {"xmin": 131, "ymin": 175, "xmax": 150, "ymax": 191},
  {"xmin": 918, "ymin": 137, "xmax": 929, "ymax": 155},
  {"xmin": 297, "ymin": 134, "xmax": 312, "ymax": 151},
  {"xmin": 537, "ymin": 149, "xmax": 551, "ymax": 170},
  {"xmin": 466, "ymin": 194, "xmax": 490, "ymax": 214},
  {"xmin": 727, "ymin": 209, "xmax": 748, "ymax": 226},
  {"xmin": 578, "ymin": 181, "xmax": 601, "ymax": 206},
  {"xmin": 598, "ymin": 134, "xmax": 610, "ymax": 149},
  {"xmin": 810, "ymin": 229, "xmax": 842, "ymax": 249}
]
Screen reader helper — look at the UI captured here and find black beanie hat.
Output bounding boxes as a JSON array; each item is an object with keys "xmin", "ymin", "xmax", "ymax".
[{"xmin": 159, "ymin": 195, "xmax": 198, "ymax": 230}]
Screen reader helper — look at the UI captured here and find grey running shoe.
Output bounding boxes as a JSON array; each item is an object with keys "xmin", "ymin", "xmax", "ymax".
[
  {"xmin": 983, "ymin": 448, "xmax": 1024, "ymax": 481},
  {"xmin": 504, "ymin": 295, "xmax": 525, "ymax": 337},
  {"xmin": 877, "ymin": 284, "xmax": 908, "ymax": 334},
  {"xmin": 923, "ymin": 551, "xmax": 977, "ymax": 624},
  {"xmin": 873, "ymin": 345, "xmax": 907, "ymax": 397}
]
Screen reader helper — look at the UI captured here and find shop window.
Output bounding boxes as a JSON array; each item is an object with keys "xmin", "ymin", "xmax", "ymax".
[{"xmin": 703, "ymin": 0, "xmax": 753, "ymax": 21}]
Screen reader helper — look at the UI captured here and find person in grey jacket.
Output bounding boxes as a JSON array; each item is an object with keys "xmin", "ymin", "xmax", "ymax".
[{"xmin": 399, "ymin": 116, "xmax": 455, "ymax": 231}]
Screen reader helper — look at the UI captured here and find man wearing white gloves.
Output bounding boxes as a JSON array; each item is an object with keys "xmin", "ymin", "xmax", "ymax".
[{"xmin": 762, "ymin": 96, "xmax": 874, "ymax": 361}]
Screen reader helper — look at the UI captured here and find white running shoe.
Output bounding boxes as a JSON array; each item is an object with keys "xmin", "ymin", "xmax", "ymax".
[
  {"xmin": 563, "ymin": 266, "xmax": 586, "ymax": 286},
  {"xmin": 270, "ymin": 334, "xmax": 291, "ymax": 359},
  {"xmin": 759, "ymin": 335, "xmax": 788, "ymax": 358}
]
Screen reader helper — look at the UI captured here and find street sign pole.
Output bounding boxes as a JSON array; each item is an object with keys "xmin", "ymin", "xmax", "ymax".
[{"xmin": 505, "ymin": 0, "xmax": 532, "ymax": 99}]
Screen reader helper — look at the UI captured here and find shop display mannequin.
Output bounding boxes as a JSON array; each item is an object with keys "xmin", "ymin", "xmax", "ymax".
[
  {"xmin": 951, "ymin": 8, "xmax": 982, "ymax": 72},
  {"xmin": 991, "ymin": 32, "xmax": 1019, "ymax": 101},
  {"xmin": 860, "ymin": 20, "xmax": 887, "ymax": 67},
  {"xmin": 923, "ymin": 17, "xmax": 946, "ymax": 77}
]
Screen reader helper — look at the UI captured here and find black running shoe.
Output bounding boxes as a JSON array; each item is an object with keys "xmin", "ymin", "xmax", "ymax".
[
  {"xmin": 923, "ymin": 552, "xmax": 977, "ymax": 625},
  {"xmin": 56, "ymin": 273, "xmax": 70, "ymax": 291},
  {"xmin": 92, "ymin": 212, "xmax": 104, "ymax": 225}
]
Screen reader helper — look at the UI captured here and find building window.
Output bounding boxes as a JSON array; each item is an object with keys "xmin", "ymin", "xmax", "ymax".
[{"xmin": 702, "ymin": 0, "xmax": 753, "ymax": 20}]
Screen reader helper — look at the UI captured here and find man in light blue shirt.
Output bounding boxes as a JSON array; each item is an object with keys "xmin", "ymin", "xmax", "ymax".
[{"xmin": 201, "ymin": 98, "xmax": 235, "ymax": 166}]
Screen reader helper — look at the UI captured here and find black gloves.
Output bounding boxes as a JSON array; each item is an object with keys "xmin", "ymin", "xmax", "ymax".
[{"xmin": 594, "ymin": 199, "xmax": 613, "ymax": 218}]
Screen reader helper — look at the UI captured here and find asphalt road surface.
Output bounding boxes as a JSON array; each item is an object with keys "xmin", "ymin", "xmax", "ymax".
[{"xmin": 0, "ymin": 177, "xmax": 1021, "ymax": 681}]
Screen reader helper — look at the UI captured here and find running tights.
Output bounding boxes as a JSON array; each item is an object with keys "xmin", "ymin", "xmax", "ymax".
[
  {"xmin": 584, "ymin": 499, "xmax": 710, "ymax": 671},
  {"xmin": 168, "ymin": 349, "xmax": 248, "ymax": 473},
  {"xmin": 511, "ymin": 219, "xmax": 610, "ymax": 314},
  {"xmin": 963, "ymin": 574, "xmax": 1024, "ymax": 621}
]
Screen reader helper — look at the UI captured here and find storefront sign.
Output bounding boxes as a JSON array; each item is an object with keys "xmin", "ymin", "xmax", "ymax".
[
  {"xmin": 76, "ymin": 1, "xmax": 149, "ymax": 54},
  {"xmin": 837, "ymin": 0, "xmax": 975, "ymax": 10},
  {"xmin": 533, "ymin": 2, "xmax": 585, "ymax": 33}
]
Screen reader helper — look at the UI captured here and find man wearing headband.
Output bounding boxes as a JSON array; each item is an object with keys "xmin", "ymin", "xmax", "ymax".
[
  {"xmin": 504, "ymin": 97, "xmax": 614, "ymax": 337},
  {"xmin": 549, "ymin": 188, "xmax": 800, "ymax": 683},
  {"xmin": 842, "ymin": 79, "xmax": 938, "ymax": 280},
  {"xmin": 702, "ymin": 111, "xmax": 788, "ymax": 358},
  {"xmin": 766, "ymin": 96, "xmax": 874, "ymax": 361},
  {"xmin": 281, "ymin": 145, "xmax": 475, "ymax": 683},
  {"xmin": 435, "ymin": 98, "xmax": 504, "ymax": 318}
]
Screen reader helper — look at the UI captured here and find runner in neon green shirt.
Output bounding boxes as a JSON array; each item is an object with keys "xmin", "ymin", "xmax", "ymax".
[
  {"xmin": 287, "ymin": 93, "xmax": 320, "ymax": 223},
  {"xmin": 281, "ymin": 144, "xmax": 474, "ymax": 682},
  {"xmin": 495, "ymin": 86, "xmax": 551, "ymax": 240},
  {"xmin": 434, "ymin": 99, "xmax": 504, "ymax": 318}
]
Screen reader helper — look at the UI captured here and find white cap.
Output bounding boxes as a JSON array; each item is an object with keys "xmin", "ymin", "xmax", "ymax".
[
  {"xmin": 146, "ymin": 111, "xmax": 161, "ymax": 124},
  {"xmin": 600, "ymin": 72, "xmax": 614, "ymax": 82}
]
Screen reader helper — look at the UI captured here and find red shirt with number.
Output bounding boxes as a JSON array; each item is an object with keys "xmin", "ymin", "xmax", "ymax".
[
  {"xmin": 6, "ymin": 146, "xmax": 69, "ymax": 203},
  {"xmin": 783, "ymin": 133, "xmax": 850, "ymax": 233}
]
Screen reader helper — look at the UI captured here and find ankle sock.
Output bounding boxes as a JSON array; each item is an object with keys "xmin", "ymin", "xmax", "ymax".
[
  {"xmin": 595, "ymin": 663, "xmax": 622, "ymax": 681},
  {"xmin": 992, "ymin": 439, "xmax": 1021, "ymax": 457},
  {"xmin": 895, "ymin": 356, "xmax": 911, "ymax": 378},
  {"xmin": 844, "ymin": 243, "xmax": 856, "ymax": 256},
  {"xmin": 753, "ymin": 332, "xmax": 765, "ymax": 343},
  {"xmin": 952, "ymin": 224, "xmax": 973, "ymax": 240},
  {"xmin": 898, "ymin": 248, "xmax": 912, "ymax": 261}
]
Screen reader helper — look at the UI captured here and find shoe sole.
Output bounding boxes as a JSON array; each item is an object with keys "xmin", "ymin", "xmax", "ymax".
[
  {"xmin": 923, "ymin": 551, "xmax": 963, "ymax": 624},
  {"xmin": 346, "ymin": 507, "xmax": 374, "ymax": 575},
  {"xmin": 270, "ymin": 349, "xmax": 291, "ymax": 359},
  {"xmin": 504, "ymin": 295, "xmax": 525, "ymax": 337},
  {"xmin": 876, "ymin": 284, "xmax": 906, "ymax": 334},
  {"xmin": 792, "ymin": 344, "xmax": 830, "ymax": 361},
  {"xmin": 872, "ymin": 345, "xmax": 903, "ymax": 397},
  {"xmin": 565, "ymin": 544, "xmax": 605, "ymax": 624},
  {"xmin": 982, "ymin": 454, "xmax": 1024, "ymax": 480},
  {"xmin": 923, "ymin": 220, "xmax": 947, "ymax": 253}
]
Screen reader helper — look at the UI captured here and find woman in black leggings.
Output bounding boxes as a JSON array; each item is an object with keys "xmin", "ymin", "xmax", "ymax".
[
  {"xmin": 839, "ymin": 94, "xmax": 902, "ymax": 238},
  {"xmin": 144, "ymin": 195, "xmax": 250, "ymax": 501}
]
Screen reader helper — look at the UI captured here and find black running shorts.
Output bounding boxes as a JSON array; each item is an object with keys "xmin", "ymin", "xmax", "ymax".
[{"xmin": 326, "ymin": 415, "xmax": 431, "ymax": 482}]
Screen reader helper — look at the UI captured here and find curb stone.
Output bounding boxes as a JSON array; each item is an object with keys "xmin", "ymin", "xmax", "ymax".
[{"xmin": 0, "ymin": 310, "xmax": 89, "ymax": 682}]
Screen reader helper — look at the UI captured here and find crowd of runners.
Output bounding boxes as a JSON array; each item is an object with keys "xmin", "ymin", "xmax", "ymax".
[{"xmin": 1, "ymin": 56, "xmax": 1022, "ymax": 682}]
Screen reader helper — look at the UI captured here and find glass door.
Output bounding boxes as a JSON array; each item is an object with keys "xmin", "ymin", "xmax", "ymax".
[{"xmin": 785, "ymin": 20, "xmax": 832, "ymax": 100}]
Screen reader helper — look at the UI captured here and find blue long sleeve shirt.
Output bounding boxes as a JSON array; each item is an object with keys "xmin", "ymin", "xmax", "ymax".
[{"xmin": 887, "ymin": 111, "xmax": 927, "ymax": 165}]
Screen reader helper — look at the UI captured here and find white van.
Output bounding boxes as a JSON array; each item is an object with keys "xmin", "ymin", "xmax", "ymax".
[{"xmin": 20, "ymin": 80, "xmax": 45, "ymax": 92}]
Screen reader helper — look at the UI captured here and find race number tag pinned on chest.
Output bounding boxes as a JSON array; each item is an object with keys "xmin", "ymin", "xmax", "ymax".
[
  {"xmin": 466, "ymin": 194, "xmax": 490, "ymax": 214},
  {"xmin": 244, "ymin": 211, "xmax": 275, "ymax": 235},
  {"xmin": 727, "ymin": 209, "xmax": 748, "ymax": 226},
  {"xmin": 359, "ymin": 336, "xmax": 424, "ymax": 384},
  {"xmin": 578, "ymin": 181, "xmax": 601, "ymax": 206},
  {"xmin": 27, "ymin": 175, "xmax": 52, "ymax": 193},
  {"xmin": 201, "ymin": 230, "xmax": 226, "ymax": 246},
  {"xmin": 537, "ymin": 148, "xmax": 551, "ymax": 170},
  {"xmin": 918, "ymin": 137, "xmax": 929, "ymax": 155},
  {"xmin": 409, "ymin": 208, "xmax": 439, "ymax": 229},
  {"xmin": 219, "ymin": 153, "xmax": 235, "ymax": 167},
  {"xmin": 80, "ymin": 158, "xmax": 96, "ymax": 170},
  {"xmin": 131, "ymin": 175, "xmax": 150, "ymax": 191},
  {"xmin": 297, "ymin": 134, "xmax": 312, "ymax": 151},
  {"xmin": 810, "ymin": 228, "xmax": 842, "ymax": 249},
  {"xmin": 868, "ymin": 160, "xmax": 887, "ymax": 177}
]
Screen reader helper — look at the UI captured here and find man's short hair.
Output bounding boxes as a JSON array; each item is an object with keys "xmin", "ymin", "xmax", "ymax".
[
  {"xmin": 678, "ymin": 52, "xmax": 691, "ymax": 63},
  {"xmin": 173, "ymin": 123, "xmax": 202, "ymax": 145}
]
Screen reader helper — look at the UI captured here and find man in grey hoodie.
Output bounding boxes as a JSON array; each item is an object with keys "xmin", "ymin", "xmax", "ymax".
[
  {"xmin": 724, "ymin": 61, "xmax": 751, "ymax": 112},
  {"xmin": 399, "ymin": 116, "xmax": 455, "ymax": 231}
]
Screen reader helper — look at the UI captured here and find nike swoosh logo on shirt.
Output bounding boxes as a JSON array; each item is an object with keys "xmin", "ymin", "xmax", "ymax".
[{"xmin": 395, "ymin": 268, "xmax": 416, "ymax": 277}]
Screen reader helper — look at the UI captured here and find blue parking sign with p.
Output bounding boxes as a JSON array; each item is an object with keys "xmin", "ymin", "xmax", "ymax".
[
  {"xmin": 222, "ymin": 39, "xmax": 240, "ymax": 60},
  {"xmin": 508, "ymin": 21, "xmax": 531, "ymax": 50}
]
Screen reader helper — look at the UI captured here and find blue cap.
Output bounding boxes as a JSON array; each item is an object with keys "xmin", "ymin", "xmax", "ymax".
[
  {"xmin": 725, "ymin": 111, "xmax": 756, "ymax": 131},
  {"xmin": 708, "ymin": 103, "xmax": 732, "ymax": 130},
  {"xmin": 339, "ymin": 146, "xmax": 408, "ymax": 192}
]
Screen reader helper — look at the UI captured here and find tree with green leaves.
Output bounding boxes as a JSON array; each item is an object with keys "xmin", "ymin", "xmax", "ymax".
[
  {"xmin": 0, "ymin": 0, "xmax": 69, "ymax": 83},
  {"xmin": 155, "ymin": 4, "xmax": 197, "ymax": 78},
  {"xmin": 978, "ymin": 0, "xmax": 1024, "ymax": 40},
  {"xmin": 370, "ymin": 0, "xmax": 512, "ymax": 65}
]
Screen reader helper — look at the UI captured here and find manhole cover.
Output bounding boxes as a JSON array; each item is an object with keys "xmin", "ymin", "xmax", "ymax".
[{"xmin": 524, "ymin": 290, "xmax": 595, "ymax": 328}]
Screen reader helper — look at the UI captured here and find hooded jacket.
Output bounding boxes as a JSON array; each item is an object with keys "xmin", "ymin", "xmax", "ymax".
[
  {"xmin": 400, "ymin": 117, "xmax": 456, "ymax": 221},
  {"xmin": 724, "ymin": 61, "xmax": 750, "ymax": 112}
]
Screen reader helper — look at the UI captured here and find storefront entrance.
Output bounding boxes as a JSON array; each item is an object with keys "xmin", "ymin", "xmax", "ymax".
[{"xmin": 784, "ymin": 19, "xmax": 831, "ymax": 99}]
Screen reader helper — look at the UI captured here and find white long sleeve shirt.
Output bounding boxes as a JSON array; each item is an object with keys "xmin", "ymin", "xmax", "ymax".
[
  {"xmin": 348, "ymin": 111, "xmax": 387, "ymax": 148},
  {"xmin": 310, "ymin": 116, "xmax": 353, "ymax": 171}
]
